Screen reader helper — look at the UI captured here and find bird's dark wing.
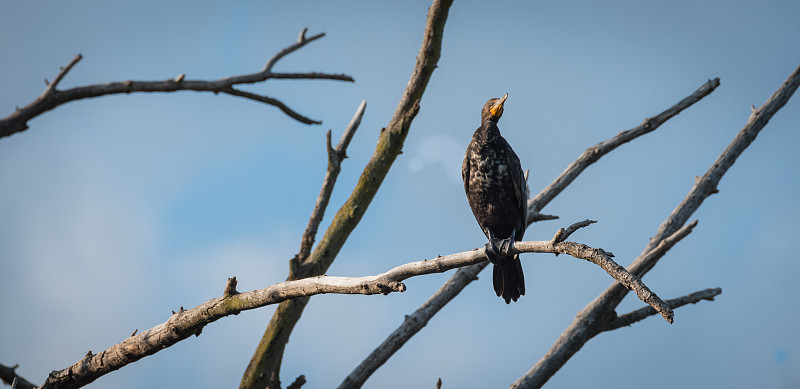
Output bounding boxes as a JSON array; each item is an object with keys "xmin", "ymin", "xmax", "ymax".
[
  {"xmin": 461, "ymin": 142, "xmax": 472, "ymax": 196},
  {"xmin": 503, "ymin": 139, "xmax": 528, "ymax": 242}
]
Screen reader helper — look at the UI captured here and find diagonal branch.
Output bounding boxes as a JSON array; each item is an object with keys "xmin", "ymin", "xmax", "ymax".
[
  {"xmin": 341, "ymin": 77, "xmax": 723, "ymax": 388},
  {"xmin": 337, "ymin": 262, "xmax": 486, "ymax": 389},
  {"xmin": 43, "ymin": 54, "xmax": 83, "ymax": 95},
  {"xmin": 239, "ymin": 1, "xmax": 454, "ymax": 388},
  {"xmin": 514, "ymin": 63, "xmax": 800, "ymax": 389},
  {"xmin": 0, "ymin": 363, "xmax": 35, "ymax": 389},
  {"xmin": 528, "ymin": 77, "xmax": 720, "ymax": 218},
  {"xmin": 604, "ymin": 287, "xmax": 722, "ymax": 332},
  {"xmin": 0, "ymin": 29, "xmax": 353, "ymax": 138},
  {"xmin": 38, "ymin": 226, "xmax": 658, "ymax": 389}
]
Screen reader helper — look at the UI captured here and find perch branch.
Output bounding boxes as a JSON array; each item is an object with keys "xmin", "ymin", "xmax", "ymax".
[
  {"xmin": 0, "ymin": 29, "xmax": 353, "ymax": 138},
  {"xmin": 240, "ymin": 1, "xmax": 454, "ymax": 388},
  {"xmin": 40, "ymin": 226, "xmax": 652, "ymax": 389},
  {"xmin": 341, "ymin": 77, "xmax": 722, "ymax": 388},
  {"xmin": 604, "ymin": 288, "xmax": 722, "ymax": 331},
  {"xmin": 514, "ymin": 63, "xmax": 800, "ymax": 389}
]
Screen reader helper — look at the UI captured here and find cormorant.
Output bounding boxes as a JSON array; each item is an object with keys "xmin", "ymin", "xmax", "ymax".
[{"xmin": 461, "ymin": 93, "xmax": 528, "ymax": 303}]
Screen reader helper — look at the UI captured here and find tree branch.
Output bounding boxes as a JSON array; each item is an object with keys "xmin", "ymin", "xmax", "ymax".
[
  {"xmin": 337, "ymin": 262, "xmax": 486, "ymax": 389},
  {"xmin": 0, "ymin": 363, "xmax": 35, "ymax": 389},
  {"xmin": 39, "ymin": 225, "xmax": 652, "ymax": 389},
  {"xmin": 604, "ymin": 288, "xmax": 722, "ymax": 332},
  {"xmin": 528, "ymin": 77, "xmax": 720, "ymax": 218},
  {"xmin": 339, "ymin": 77, "xmax": 722, "ymax": 388},
  {"xmin": 296, "ymin": 100, "xmax": 367, "ymax": 263},
  {"xmin": 0, "ymin": 29, "xmax": 353, "ymax": 138},
  {"xmin": 239, "ymin": 1, "xmax": 454, "ymax": 388},
  {"xmin": 514, "ymin": 63, "xmax": 800, "ymax": 389}
]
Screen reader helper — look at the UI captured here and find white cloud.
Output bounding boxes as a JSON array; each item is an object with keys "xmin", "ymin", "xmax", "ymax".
[{"xmin": 406, "ymin": 135, "xmax": 465, "ymax": 184}]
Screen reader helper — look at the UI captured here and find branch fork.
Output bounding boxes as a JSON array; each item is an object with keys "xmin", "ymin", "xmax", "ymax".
[{"xmin": 1, "ymin": 29, "xmax": 354, "ymax": 138}]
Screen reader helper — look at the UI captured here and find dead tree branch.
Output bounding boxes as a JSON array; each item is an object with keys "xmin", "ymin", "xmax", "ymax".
[
  {"xmin": 337, "ymin": 263, "xmax": 485, "ymax": 389},
  {"xmin": 513, "ymin": 63, "xmax": 800, "ymax": 389},
  {"xmin": 0, "ymin": 363, "xmax": 35, "ymax": 389},
  {"xmin": 604, "ymin": 287, "xmax": 722, "ymax": 332},
  {"xmin": 0, "ymin": 29, "xmax": 353, "ymax": 138},
  {"xmin": 339, "ymin": 77, "xmax": 721, "ymax": 389},
  {"xmin": 528, "ymin": 77, "xmax": 720, "ymax": 218},
  {"xmin": 296, "ymin": 100, "xmax": 367, "ymax": 263},
  {"xmin": 240, "ymin": 1, "xmax": 454, "ymax": 388},
  {"xmin": 39, "ymin": 223, "xmax": 650, "ymax": 389}
]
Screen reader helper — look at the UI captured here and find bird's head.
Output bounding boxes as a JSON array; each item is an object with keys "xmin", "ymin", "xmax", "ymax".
[{"xmin": 481, "ymin": 93, "xmax": 508, "ymax": 124}]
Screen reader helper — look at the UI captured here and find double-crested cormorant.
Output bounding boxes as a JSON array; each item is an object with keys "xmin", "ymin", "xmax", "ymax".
[{"xmin": 461, "ymin": 93, "xmax": 528, "ymax": 303}]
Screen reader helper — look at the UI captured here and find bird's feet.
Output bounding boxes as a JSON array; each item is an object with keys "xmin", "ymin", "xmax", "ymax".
[{"xmin": 484, "ymin": 237, "xmax": 516, "ymax": 264}]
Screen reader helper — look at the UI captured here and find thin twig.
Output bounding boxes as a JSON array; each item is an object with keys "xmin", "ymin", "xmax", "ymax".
[
  {"xmin": 222, "ymin": 88, "xmax": 321, "ymax": 124},
  {"xmin": 44, "ymin": 54, "xmax": 82, "ymax": 95},
  {"xmin": 604, "ymin": 288, "xmax": 722, "ymax": 331},
  {"xmin": 514, "ymin": 63, "xmax": 800, "ymax": 389},
  {"xmin": 0, "ymin": 29, "xmax": 353, "ymax": 138}
]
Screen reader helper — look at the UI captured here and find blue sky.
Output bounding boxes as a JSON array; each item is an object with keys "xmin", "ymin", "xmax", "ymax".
[{"xmin": 1, "ymin": 1, "xmax": 799, "ymax": 388}]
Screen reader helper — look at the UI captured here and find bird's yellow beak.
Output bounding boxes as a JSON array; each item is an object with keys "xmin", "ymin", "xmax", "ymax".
[{"xmin": 489, "ymin": 93, "xmax": 508, "ymax": 117}]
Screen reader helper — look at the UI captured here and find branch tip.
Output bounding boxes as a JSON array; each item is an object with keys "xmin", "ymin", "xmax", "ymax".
[
  {"xmin": 223, "ymin": 277, "xmax": 239, "ymax": 297},
  {"xmin": 287, "ymin": 374, "xmax": 307, "ymax": 389}
]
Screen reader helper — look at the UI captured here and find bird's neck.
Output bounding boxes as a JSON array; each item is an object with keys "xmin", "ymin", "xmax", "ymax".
[{"xmin": 475, "ymin": 120, "xmax": 503, "ymax": 144}]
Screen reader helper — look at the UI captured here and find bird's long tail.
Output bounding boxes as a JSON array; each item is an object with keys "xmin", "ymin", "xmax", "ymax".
[{"xmin": 493, "ymin": 254, "xmax": 526, "ymax": 304}]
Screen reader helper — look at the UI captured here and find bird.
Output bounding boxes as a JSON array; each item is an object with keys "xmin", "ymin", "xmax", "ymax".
[{"xmin": 461, "ymin": 93, "xmax": 528, "ymax": 303}]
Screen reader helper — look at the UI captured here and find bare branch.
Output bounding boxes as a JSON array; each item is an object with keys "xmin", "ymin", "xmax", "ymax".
[
  {"xmin": 343, "ymin": 77, "xmax": 723, "ymax": 388},
  {"xmin": 44, "ymin": 54, "xmax": 82, "ymax": 95},
  {"xmin": 240, "ymin": 1, "xmax": 454, "ymax": 387},
  {"xmin": 222, "ymin": 88, "xmax": 321, "ymax": 125},
  {"xmin": 338, "ymin": 262, "xmax": 487, "ymax": 389},
  {"xmin": 604, "ymin": 288, "xmax": 722, "ymax": 332},
  {"xmin": 263, "ymin": 29, "xmax": 324, "ymax": 73},
  {"xmin": 0, "ymin": 29, "xmax": 354, "ymax": 138},
  {"xmin": 286, "ymin": 374, "xmax": 307, "ymax": 389},
  {"xmin": 40, "ymin": 228, "xmax": 652, "ymax": 389},
  {"xmin": 515, "ymin": 63, "xmax": 800, "ymax": 389},
  {"xmin": 528, "ymin": 77, "xmax": 721, "ymax": 219},
  {"xmin": 297, "ymin": 101, "xmax": 367, "ymax": 263},
  {"xmin": 0, "ymin": 363, "xmax": 35, "ymax": 389},
  {"xmin": 550, "ymin": 219, "xmax": 596, "ymax": 246}
]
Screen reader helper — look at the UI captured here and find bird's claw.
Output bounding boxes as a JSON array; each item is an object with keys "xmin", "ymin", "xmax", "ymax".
[{"xmin": 484, "ymin": 238, "xmax": 516, "ymax": 263}]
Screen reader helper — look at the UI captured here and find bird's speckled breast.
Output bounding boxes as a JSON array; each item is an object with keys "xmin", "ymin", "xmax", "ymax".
[{"xmin": 464, "ymin": 137, "xmax": 519, "ymax": 239}]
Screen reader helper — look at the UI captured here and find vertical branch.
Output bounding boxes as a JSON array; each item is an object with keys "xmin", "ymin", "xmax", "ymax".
[
  {"xmin": 296, "ymin": 100, "xmax": 367, "ymax": 263},
  {"xmin": 239, "ymin": 1, "xmax": 454, "ymax": 388}
]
